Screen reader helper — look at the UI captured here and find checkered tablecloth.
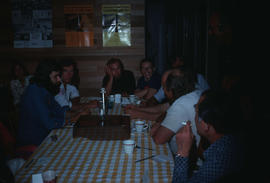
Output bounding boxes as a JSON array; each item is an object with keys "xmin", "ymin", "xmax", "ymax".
[{"xmin": 15, "ymin": 102, "xmax": 174, "ymax": 183}]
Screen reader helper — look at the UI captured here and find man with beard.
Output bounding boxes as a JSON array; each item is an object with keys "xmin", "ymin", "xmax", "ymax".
[
  {"xmin": 102, "ymin": 57, "xmax": 136, "ymax": 96},
  {"xmin": 17, "ymin": 59, "xmax": 90, "ymax": 153}
]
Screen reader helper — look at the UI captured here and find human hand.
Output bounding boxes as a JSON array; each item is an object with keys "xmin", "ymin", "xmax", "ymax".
[
  {"xmin": 79, "ymin": 105, "xmax": 91, "ymax": 116},
  {"xmin": 125, "ymin": 108, "xmax": 141, "ymax": 119},
  {"xmin": 175, "ymin": 121, "xmax": 194, "ymax": 157},
  {"xmin": 87, "ymin": 100, "xmax": 98, "ymax": 108},
  {"xmin": 124, "ymin": 104, "xmax": 137, "ymax": 110},
  {"xmin": 122, "ymin": 92, "xmax": 128, "ymax": 97},
  {"xmin": 105, "ymin": 65, "xmax": 113, "ymax": 78}
]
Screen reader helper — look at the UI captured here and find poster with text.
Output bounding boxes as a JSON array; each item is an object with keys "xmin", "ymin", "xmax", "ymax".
[
  {"xmin": 11, "ymin": 0, "xmax": 53, "ymax": 48},
  {"xmin": 64, "ymin": 5, "xmax": 94, "ymax": 47},
  {"xmin": 102, "ymin": 4, "xmax": 131, "ymax": 47}
]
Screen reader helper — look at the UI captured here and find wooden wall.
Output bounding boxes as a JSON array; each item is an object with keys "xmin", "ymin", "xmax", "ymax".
[{"xmin": 0, "ymin": 0, "xmax": 145, "ymax": 96}]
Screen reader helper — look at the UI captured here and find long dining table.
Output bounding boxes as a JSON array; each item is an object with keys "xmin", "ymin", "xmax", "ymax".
[{"xmin": 15, "ymin": 97, "xmax": 174, "ymax": 183}]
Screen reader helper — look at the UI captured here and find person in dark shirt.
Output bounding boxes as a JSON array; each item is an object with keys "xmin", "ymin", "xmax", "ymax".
[
  {"xmin": 172, "ymin": 90, "xmax": 245, "ymax": 183},
  {"xmin": 102, "ymin": 58, "xmax": 136, "ymax": 96},
  {"xmin": 134, "ymin": 58, "xmax": 161, "ymax": 100},
  {"xmin": 17, "ymin": 59, "xmax": 91, "ymax": 149}
]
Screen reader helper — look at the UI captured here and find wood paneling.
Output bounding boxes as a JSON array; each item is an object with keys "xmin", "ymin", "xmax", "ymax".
[{"xmin": 0, "ymin": 0, "xmax": 145, "ymax": 92}]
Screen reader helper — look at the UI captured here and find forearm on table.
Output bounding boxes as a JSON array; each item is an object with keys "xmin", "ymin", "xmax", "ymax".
[
  {"xmin": 137, "ymin": 102, "xmax": 169, "ymax": 113},
  {"xmin": 65, "ymin": 110, "xmax": 81, "ymax": 124},
  {"xmin": 104, "ymin": 77, "xmax": 113, "ymax": 96}
]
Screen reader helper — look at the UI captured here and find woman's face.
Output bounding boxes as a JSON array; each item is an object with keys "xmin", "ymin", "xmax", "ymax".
[
  {"xmin": 14, "ymin": 65, "xmax": 24, "ymax": 78},
  {"xmin": 61, "ymin": 65, "xmax": 74, "ymax": 84}
]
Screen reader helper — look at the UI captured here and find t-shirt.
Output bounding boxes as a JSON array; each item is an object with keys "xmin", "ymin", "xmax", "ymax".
[
  {"xmin": 154, "ymin": 86, "xmax": 165, "ymax": 103},
  {"xmin": 161, "ymin": 90, "xmax": 202, "ymax": 154},
  {"xmin": 102, "ymin": 70, "xmax": 136, "ymax": 95},
  {"xmin": 136, "ymin": 72, "xmax": 161, "ymax": 90},
  {"xmin": 55, "ymin": 83, "xmax": 80, "ymax": 108}
]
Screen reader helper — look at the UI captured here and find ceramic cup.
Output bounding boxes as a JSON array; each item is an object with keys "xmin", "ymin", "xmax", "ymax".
[
  {"xmin": 129, "ymin": 94, "xmax": 136, "ymax": 104},
  {"xmin": 42, "ymin": 170, "xmax": 56, "ymax": 183},
  {"xmin": 123, "ymin": 139, "xmax": 135, "ymax": 155},
  {"xmin": 135, "ymin": 120, "xmax": 148, "ymax": 133},
  {"xmin": 114, "ymin": 94, "xmax": 122, "ymax": 103}
]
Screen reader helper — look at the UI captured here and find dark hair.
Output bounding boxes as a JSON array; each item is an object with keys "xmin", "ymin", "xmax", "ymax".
[
  {"xmin": 106, "ymin": 58, "xmax": 124, "ymax": 71},
  {"xmin": 11, "ymin": 61, "xmax": 29, "ymax": 79},
  {"xmin": 31, "ymin": 58, "xmax": 61, "ymax": 95},
  {"xmin": 58, "ymin": 57, "xmax": 80, "ymax": 89},
  {"xmin": 165, "ymin": 66, "xmax": 195, "ymax": 102},
  {"xmin": 198, "ymin": 90, "xmax": 241, "ymax": 134},
  {"xmin": 139, "ymin": 58, "xmax": 154, "ymax": 70}
]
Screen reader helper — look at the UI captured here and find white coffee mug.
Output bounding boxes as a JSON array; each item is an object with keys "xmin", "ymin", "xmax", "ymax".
[
  {"xmin": 129, "ymin": 94, "xmax": 136, "ymax": 104},
  {"xmin": 135, "ymin": 120, "xmax": 148, "ymax": 133},
  {"xmin": 123, "ymin": 139, "xmax": 135, "ymax": 155},
  {"xmin": 114, "ymin": 94, "xmax": 122, "ymax": 103},
  {"xmin": 109, "ymin": 95, "xmax": 114, "ymax": 102},
  {"xmin": 42, "ymin": 170, "xmax": 56, "ymax": 183}
]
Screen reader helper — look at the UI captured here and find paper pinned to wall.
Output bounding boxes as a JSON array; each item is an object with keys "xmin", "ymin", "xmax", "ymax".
[
  {"xmin": 11, "ymin": 0, "xmax": 53, "ymax": 48},
  {"xmin": 102, "ymin": 4, "xmax": 131, "ymax": 47},
  {"xmin": 64, "ymin": 4, "xmax": 94, "ymax": 47}
]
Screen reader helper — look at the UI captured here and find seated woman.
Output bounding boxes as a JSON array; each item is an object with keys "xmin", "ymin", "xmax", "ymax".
[
  {"xmin": 134, "ymin": 59, "xmax": 161, "ymax": 100},
  {"xmin": 10, "ymin": 61, "xmax": 32, "ymax": 108}
]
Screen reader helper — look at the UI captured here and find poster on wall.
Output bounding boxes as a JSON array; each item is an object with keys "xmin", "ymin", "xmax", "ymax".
[
  {"xmin": 11, "ymin": 0, "xmax": 53, "ymax": 48},
  {"xmin": 64, "ymin": 5, "xmax": 94, "ymax": 47},
  {"xmin": 102, "ymin": 4, "xmax": 131, "ymax": 47}
]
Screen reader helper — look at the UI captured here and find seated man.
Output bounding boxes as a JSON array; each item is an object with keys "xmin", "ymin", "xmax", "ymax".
[
  {"xmin": 172, "ymin": 90, "xmax": 245, "ymax": 182},
  {"xmin": 17, "ymin": 59, "xmax": 93, "ymax": 149},
  {"xmin": 54, "ymin": 58, "xmax": 82, "ymax": 109},
  {"xmin": 150, "ymin": 67, "xmax": 202, "ymax": 155},
  {"xmin": 124, "ymin": 68, "xmax": 177, "ymax": 121},
  {"xmin": 134, "ymin": 59, "xmax": 161, "ymax": 100},
  {"xmin": 102, "ymin": 57, "xmax": 136, "ymax": 96}
]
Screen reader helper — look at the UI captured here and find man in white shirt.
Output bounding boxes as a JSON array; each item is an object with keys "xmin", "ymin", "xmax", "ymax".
[
  {"xmin": 55, "ymin": 58, "xmax": 80, "ymax": 108},
  {"xmin": 150, "ymin": 66, "xmax": 202, "ymax": 155}
]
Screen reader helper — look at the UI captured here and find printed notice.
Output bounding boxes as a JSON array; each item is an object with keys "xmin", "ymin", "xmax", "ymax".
[
  {"xmin": 11, "ymin": 0, "xmax": 53, "ymax": 48},
  {"xmin": 102, "ymin": 4, "xmax": 131, "ymax": 47},
  {"xmin": 64, "ymin": 5, "xmax": 94, "ymax": 47}
]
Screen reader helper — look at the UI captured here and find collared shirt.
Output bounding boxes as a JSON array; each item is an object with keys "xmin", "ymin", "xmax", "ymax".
[
  {"xmin": 55, "ymin": 83, "xmax": 79, "ymax": 108},
  {"xmin": 17, "ymin": 84, "xmax": 68, "ymax": 147},
  {"xmin": 172, "ymin": 135, "xmax": 243, "ymax": 183}
]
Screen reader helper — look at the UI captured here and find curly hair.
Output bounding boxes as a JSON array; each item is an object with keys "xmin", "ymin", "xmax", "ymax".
[
  {"xmin": 31, "ymin": 58, "xmax": 61, "ymax": 95},
  {"xmin": 106, "ymin": 57, "xmax": 124, "ymax": 71}
]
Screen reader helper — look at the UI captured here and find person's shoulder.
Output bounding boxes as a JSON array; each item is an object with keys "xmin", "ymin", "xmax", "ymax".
[
  {"xmin": 66, "ymin": 84, "xmax": 79, "ymax": 91},
  {"xmin": 174, "ymin": 90, "xmax": 200, "ymax": 105}
]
